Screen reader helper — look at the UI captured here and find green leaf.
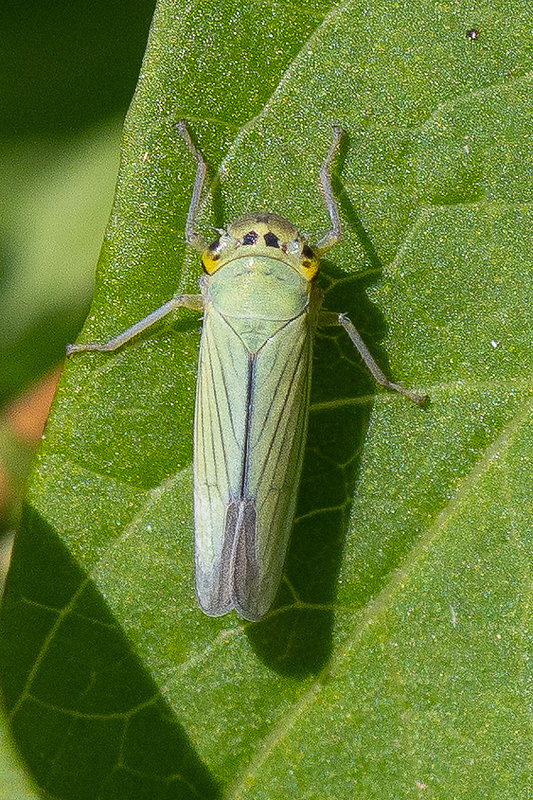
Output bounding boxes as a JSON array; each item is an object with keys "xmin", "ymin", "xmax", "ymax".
[
  {"xmin": 2, "ymin": 0, "xmax": 533, "ymax": 797},
  {"xmin": 0, "ymin": 121, "xmax": 122, "ymax": 406}
]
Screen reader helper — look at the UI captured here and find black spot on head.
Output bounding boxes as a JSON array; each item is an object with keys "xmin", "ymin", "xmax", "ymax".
[
  {"xmin": 264, "ymin": 232, "xmax": 280, "ymax": 248},
  {"xmin": 302, "ymin": 244, "xmax": 315, "ymax": 260},
  {"xmin": 242, "ymin": 231, "xmax": 258, "ymax": 246},
  {"xmin": 208, "ymin": 237, "xmax": 220, "ymax": 252}
]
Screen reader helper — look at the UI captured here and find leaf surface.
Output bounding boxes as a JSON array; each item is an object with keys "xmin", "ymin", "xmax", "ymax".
[{"xmin": 1, "ymin": 0, "xmax": 532, "ymax": 797}]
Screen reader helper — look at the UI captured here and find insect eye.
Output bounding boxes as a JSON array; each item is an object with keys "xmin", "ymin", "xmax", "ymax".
[
  {"xmin": 208, "ymin": 237, "xmax": 221, "ymax": 252},
  {"xmin": 242, "ymin": 231, "xmax": 258, "ymax": 245},
  {"xmin": 286, "ymin": 239, "xmax": 300, "ymax": 255},
  {"xmin": 263, "ymin": 232, "xmax": 280, "ymax": 248}
]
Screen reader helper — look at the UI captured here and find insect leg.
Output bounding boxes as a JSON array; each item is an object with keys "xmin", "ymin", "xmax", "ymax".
[
  {"xmin": 175, "ymin": 120, "xmax": 208, "ymax": 252},
  {"xmin": 66, "ymin": 293, "xmax": 204, "ymax": 356},
  {"xmin": 320, "ymin": 310, "xmax": 427, "ymax": 405},
  {"xmin": 315, "ymin": 125, "xmax": 345, "ymax": 255}
]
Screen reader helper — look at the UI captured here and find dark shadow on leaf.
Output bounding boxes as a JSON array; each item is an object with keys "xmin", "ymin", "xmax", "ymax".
[{"xmin": 0, "ymin": 504, "xmax": 221, "ymax": 800}]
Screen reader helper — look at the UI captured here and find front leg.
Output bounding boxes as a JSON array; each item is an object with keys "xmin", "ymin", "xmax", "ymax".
[{"xmin": 66, "ymin": 294, "xmax": 204, "ymax": 356}]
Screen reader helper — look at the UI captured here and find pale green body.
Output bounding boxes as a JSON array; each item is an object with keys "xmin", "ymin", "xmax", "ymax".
[
  {"xmin": 195, "ymin": 254, "xmax": 321, "ymax": 619},
  {"xmin": 66, "ymin": 124, "xmax": 424, "ymax": 622}
]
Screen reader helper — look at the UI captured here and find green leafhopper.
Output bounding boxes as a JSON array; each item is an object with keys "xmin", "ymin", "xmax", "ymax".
[{"xmin": 67, "ymin": 122, "xmax": 426, "ymax": 621}]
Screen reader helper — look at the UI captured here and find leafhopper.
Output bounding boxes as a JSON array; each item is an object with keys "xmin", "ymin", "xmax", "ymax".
[{"xmin": 67, "ymin": 123, "xmax": 425, "ymax": 621}]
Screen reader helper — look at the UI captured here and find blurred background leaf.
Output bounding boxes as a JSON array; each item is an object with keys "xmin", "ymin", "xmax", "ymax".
[{"xmin": 0, "ymin": 0, "xmax": 156, "ymax": 531}]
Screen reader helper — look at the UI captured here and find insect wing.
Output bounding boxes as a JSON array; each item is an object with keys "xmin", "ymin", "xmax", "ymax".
[
  {"xmin": 240, "ymin": 313, "xmax": 314, "ymax": 618},
  {"xmin": 194, "ymin": 304, "xmax": 315, "ymax": 620},
  {"xmin": 193, "ymin": 307, "xmax": 249, "ymax": 615}
]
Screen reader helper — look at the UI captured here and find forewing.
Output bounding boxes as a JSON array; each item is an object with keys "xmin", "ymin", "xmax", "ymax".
[
  {"xmin": 194, "ymin": 303, "xmax": 316, "ymax": 620},
  {"xmin": 193, "ymin": 307, "xmax": 249, "ymax": 615},
  {"xmin": 233, "ymin": 312, "xmax": 314, "ymax": 619}
]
